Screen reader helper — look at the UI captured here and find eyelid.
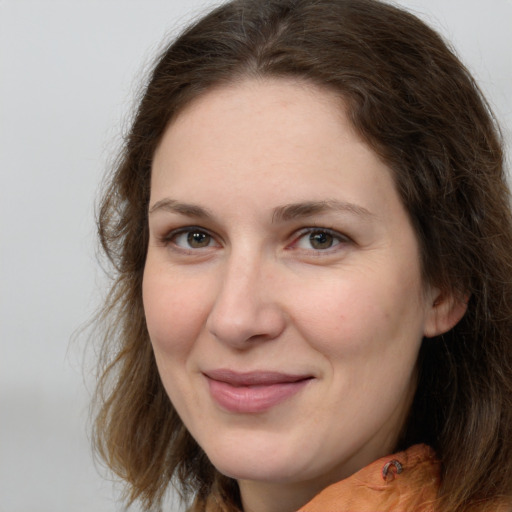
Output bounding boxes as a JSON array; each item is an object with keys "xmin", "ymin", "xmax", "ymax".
[
  {"xmin": 159, "ymin": 225, "xmax": 222, "ymax": 251},
  {"xmin": 155, "ymin": 224, "xmax": 352, "ymax": 256},
  {"xmin": 288, "ymin": 226, "xmax": 352, "ymax": 252}
]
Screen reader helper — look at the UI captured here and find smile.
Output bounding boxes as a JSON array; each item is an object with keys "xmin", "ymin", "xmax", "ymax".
[{"xmin": 204, "ymin": 370, "xmax": 313, "ymax": 414}]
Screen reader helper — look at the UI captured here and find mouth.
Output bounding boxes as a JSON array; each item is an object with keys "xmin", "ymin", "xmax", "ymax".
[{"xmin": 203, "ymin": 369, "xmax": 314, "ymax": 414}]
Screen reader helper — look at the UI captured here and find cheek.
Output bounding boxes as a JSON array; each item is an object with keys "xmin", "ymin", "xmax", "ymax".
[
  {"xmin": 142, "ymin": 266, "xmax": 209, "ymax": 359},
  {"xmin": 290, "ymin": 265, "xmax": 426, "ymax": 360}
]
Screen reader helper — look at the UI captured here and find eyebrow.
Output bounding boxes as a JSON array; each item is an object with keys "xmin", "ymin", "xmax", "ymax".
[
  {"xmin": 148, "ymin": 198, "xmax": 213, "ymax": 218},
  {"xmin": 148, "ymin": 198, "xmax": 374, "ymax": 222},
  {"xmin": 271, "ymin": 200, "xmax": 374, "ymax": 223}
]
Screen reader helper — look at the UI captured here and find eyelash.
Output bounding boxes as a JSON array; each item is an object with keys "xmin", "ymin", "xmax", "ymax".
[
  {"xmin": 159, "ymin": 226, "xmax": 219, "ymax": 253},
  {"xmin": 158, "ymin": 226, "xmax": 351, "ymax": 254},
  {"xmin": 289, "ymin": 227, "xmax": 351, "ymax": 253}
]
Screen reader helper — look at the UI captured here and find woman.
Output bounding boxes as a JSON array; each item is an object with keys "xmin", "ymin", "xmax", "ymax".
[{"xmin": 93, "ymin": 1, "xmax": 512, "ymax": 511}]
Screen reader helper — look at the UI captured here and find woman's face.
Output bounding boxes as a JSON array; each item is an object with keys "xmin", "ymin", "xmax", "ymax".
[{"xmin": 143, "ymin": 78, "xmax": 445, "ymax": 504}]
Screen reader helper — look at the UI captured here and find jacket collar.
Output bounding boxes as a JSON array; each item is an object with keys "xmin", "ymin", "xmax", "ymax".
[
  {"xmin": 193, "ymin": 444, "xmax": 441, "ymax": 512},
  {"xmin": 297, "ymin": 444, "xmax": 440, "ymax": 512}
]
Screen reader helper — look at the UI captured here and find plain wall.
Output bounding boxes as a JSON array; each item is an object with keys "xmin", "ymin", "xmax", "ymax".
[{"xmin": 0, "ymin": 1, "xmax": 510, "ymax": 511}]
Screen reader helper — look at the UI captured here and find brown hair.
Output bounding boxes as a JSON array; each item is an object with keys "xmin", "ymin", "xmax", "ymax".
[{"xmin": 93, "ymin": 0, "xmax": 512, "ymax": 510}]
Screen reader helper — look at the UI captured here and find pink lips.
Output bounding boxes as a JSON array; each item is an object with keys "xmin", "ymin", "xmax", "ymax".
[{"xmin": 204, "ymin": 369, "xmax": 312, "ymax": 414}]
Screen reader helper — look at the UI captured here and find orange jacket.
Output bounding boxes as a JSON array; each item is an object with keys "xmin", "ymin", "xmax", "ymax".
[
  {"xmin": 297, "ymin": 444, "xmax": 440, "ymax": 512},
  {"xmin": 192, "ymin": 444, "xmax": 508, "ymax": 512}
]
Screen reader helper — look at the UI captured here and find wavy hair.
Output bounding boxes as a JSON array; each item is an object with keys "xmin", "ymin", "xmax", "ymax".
[{"xmin": 93, "ymin": 1, "xmax": 512, "ymax": 510}]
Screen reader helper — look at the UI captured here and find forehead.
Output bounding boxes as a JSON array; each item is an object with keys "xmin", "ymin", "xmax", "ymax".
[
  {"xmin": 150, "ymin": 77, "xmax": 401, "ymax": 223},
  {"xmin": 170, "ymin": 77, "xmax": 346, "ymax": 128},
  {"xmin": 155, "ymin": 79, "xmax": 365, "ymax": 172},
  {"xmin": 159, "ymin": 78, "xmax": 350, "ymax": 164}
]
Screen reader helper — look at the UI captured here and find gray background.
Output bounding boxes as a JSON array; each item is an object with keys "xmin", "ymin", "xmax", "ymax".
[{"xmin": 1, "ymin": 1, "xmax": 510, "ymax": 511}]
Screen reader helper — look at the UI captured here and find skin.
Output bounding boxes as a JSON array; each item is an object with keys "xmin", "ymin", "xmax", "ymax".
[{"xmin": 143, "ymin": 78, "xmax": 464, "ymax": 512}]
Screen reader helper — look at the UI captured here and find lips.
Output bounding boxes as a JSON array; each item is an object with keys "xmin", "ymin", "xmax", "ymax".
[{"xmin": 204, "ymin": 369, "xmax": 313, "ymax": 414}]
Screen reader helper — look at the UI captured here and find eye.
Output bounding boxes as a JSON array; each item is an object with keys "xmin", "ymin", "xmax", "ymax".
[
  {"xmin": 167, "ymin": 227, "xmax": 218, "ymax": 250},
  {"xmin": 292, "ymin": 228, "xmax": 348, "ymax": 251}
]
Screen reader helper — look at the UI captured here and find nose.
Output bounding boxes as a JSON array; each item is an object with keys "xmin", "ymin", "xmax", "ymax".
[{"xmin": 206, "ymin": 253, "xmax": 286, "ymax": 348}]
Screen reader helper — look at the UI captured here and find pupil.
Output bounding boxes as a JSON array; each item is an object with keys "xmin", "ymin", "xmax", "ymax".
[
  {"xmin": 310, "ymin": 232, "xmax": 333, "ymax": 249},
  {"xmin": 188, "ymin": 231, "xmax": 209, "ymax": 247}
]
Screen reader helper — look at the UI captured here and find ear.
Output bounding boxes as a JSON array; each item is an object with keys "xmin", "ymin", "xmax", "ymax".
[{"xmin": 423, "ymin": 289, "xmax": 468, "ymax": 339}]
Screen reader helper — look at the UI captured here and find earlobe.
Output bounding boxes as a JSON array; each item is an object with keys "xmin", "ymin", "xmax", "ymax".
[{"xmin": 423, "ymin": 290, "xmax": 469, "ymax": 338}]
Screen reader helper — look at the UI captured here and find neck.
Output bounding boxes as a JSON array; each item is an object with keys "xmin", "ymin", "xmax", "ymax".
[
  {"xmin": 236, "ymin": 425, "xmax": 407, "ymax": 512},
  {"xmin": 237, "ymin": 476, "xmax": 330, "ymax": 512}
]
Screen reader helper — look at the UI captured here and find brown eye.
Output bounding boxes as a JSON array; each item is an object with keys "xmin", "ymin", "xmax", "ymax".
[
  {"xmin": 293, "ymin": 228, "xmax": 346, "ymax": 252},
  {"xmin": 186, "ymin": 231, "xmax": 212, "ymax": 248},
  {"xmin": 171, "ymin": 229, "xmax": 215, "ymax": 249},
  {"xmin": 309, "ymin": 231, "xmax": 335, "ymax": 250}
]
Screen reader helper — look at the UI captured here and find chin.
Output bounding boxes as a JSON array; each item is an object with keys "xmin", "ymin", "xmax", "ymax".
[
  {"xmin": 203, "ymin": 434, "xmax": 310, "ymax": 483},
  {"xmin": 214, "ymin": 460, "xmax": 302, "ymax": 483}
]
